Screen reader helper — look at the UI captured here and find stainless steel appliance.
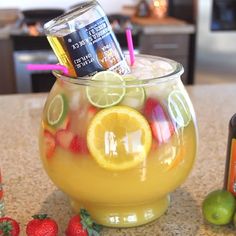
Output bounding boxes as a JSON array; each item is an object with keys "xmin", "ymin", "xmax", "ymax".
[
  {"xmin": 13, "ymin": 49, "xmax": 57, "ymax": 93},
  {"xmin": 11, "ymin": 9, "xmax": 64, "ymax": 93},
  {"xmin": 196, "ymin": 0, "xmax": 236, "ymax": 82}
]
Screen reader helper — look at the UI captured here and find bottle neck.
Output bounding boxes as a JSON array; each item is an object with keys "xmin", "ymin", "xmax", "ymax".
[{"xmin": 230, "ymin": 113, "xmax": 236, "ymax": 128}]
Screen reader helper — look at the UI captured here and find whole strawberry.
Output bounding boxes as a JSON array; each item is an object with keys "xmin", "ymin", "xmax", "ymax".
[
  {"xmin": 0, "ymin": 217, "xmax": 20, "ymax": 236},
  {"xmin": 66, "ymin": 209, "xmax": 101, "ymax": 236},
  {"xmin": 26, "ymin": 214, "xmax": 58, "ymax": 236}
]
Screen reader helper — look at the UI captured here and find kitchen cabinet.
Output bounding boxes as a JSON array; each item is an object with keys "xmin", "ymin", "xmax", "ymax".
[
  {"xmin": 0, "ymin": 9, "xmax": 21, "ymax": 94},
  {"xmin": 132, "ymin": 16, "xmax": 195, "ymax": 84},
  {"xmin": 139, "ymin": 33, "xmax": 190, "ymax": 84},
  {"xmin": 0, "ymin": 38, "xmax": 16, "ymax": 94}
]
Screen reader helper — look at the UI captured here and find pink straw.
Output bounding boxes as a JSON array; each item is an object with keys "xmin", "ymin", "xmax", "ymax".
[
  {"xmin": 125, "ymin": 28, "xmax": 135, "ymax": 66},
  {"xmin": 26, "ymin": 64, "xmax": 69, "ymax": 75}
]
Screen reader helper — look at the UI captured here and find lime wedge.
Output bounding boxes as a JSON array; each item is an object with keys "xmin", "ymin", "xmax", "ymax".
[
  {"xmin": 168, "ymin": 90, "xmax": 191, "ymax": 127},
  {"xmin": 120, "ymin": 75, "xmax": 146, "ymax": 110},
  {"xmin": 86, "ymin": 71, "xmax": 125, "ymax": 108},
  {"xmin": 47, "ymin": 94, "xmax": 67, "ymax": 127}
]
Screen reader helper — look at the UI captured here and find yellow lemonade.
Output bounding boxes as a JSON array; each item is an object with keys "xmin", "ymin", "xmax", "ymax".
[{"xmin": 39, "ymin": 55, "xmax": 197, "ymax": 227}]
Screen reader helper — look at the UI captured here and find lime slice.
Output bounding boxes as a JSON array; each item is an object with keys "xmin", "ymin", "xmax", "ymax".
[
  {"xmin": 86, "ymin": 71, "xmax": 125, "ymax": 108},
  {"xmin": 168, "ymin": 90, "xmax": 191, "ymax": 127},
  {"xmin": 47, "ymin": 94, "xmax": 67, "ymax": 127},
  {"xmin": 120, "ymin": 75, "xmax": 146, "ymax": 110}
]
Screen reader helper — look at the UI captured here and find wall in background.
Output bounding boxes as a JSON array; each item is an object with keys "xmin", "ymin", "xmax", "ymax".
[{"xmin": 0, "ymin": 0, "xmax": 137, "ymax": 14}]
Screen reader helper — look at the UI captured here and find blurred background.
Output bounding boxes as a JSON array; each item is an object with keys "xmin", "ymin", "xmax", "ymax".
[{"xmin": 0, "ymin": 0, "xmax": 236, "ymax": 94}]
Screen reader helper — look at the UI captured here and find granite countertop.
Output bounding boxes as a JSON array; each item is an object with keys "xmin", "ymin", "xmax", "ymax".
[{"xmin": 0, "ymin": 84, "xmax": 236, "ymax": 235}]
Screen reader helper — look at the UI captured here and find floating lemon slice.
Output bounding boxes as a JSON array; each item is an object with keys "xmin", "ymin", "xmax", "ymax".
[
  {"xmin": 87, "ymin": 106, "xmax": 152, "ymax": 171},
  {"xmin": 86, "ymin": 71, "xmax": 125, "ymax": 108},
  {"xmin": 168, "ymin": 90, "xmax": 191, "ymax": 127},
  {"xmin": 120, "ymin": 75, "xmax": 146, "ymax": 110},
  {"xmin": 47, "ymin": 94, "xmax": 67, "ymax": 127}
]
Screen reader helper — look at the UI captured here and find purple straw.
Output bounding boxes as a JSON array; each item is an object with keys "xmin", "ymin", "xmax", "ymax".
[
  {"xmin": 125, "ymin": 28, "xmax": 135, "ymax": 66},
  {"xmin": 26, "ymin": 64, "xmax": 69, "ymax": 75}
]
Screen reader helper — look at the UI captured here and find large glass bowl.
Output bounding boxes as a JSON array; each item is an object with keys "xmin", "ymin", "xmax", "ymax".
[{"xmin": 39, "ymin": 54, "xmax": 197, "ymax": 227}]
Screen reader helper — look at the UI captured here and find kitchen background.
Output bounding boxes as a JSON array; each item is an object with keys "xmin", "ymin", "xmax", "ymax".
[{"xmin": 0, "ymin": 0, "xmax": 236, "ymax": 94}]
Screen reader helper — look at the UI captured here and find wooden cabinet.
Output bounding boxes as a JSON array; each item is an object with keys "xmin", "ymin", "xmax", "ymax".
[
  {"xmin": 132, "ymin": 16, "xmax": 195, "ymax": 84},
  {"xmin": 139, "ymin": 33, "xmax": 190, "ymax": 84},
  {"xmin": 0, "ymin": 38, "xmax": 16, "ymax": 94}
]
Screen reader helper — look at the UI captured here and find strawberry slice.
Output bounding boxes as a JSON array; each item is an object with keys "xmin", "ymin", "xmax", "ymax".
[
  {"xmin": 56, "ymin": 130, "xmax": 89, "ymax": 154},
  {"xmin": 44, "ymin": 130, "xmax": 56, "ymax": 159},
  {"xmin": 69, "ymin": 135, "xmax": 89, "ymax": 154},
  {"xmin": 55, "ymin": 130, "xmax": 74, "ymax": 149},
  {"xmin": 144, "ymin": 97, "xmax": 175, "ymax": 144}
]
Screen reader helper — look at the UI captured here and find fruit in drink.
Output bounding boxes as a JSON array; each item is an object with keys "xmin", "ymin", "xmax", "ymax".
[
  {"xmin": 86, "ymin": 71, "xmax": 125, "ymax": 108},
  {"xmin": 120, "ymin": 75, "xmax": 146, "ymax": 110},
  {"xmin": 43, "ymin": 130, "xmax": 56, "ymax": 159},
  {"xmin": 144, "ymin": 97, "xmax": 175, "ymax": 144},
  {"xmin": 168, "ymin": 90, "xmax": 191, "ymax": 127},
  {"xmin": 87, "ymin": 106, "xmax": 152, "ymax": 171},
  {"xmin": 47, "ymin": 93, "xmax": 68, "ymax": 127}
]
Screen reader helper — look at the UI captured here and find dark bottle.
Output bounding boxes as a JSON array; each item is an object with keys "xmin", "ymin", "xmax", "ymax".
[
  {"xmin": 135, "ymin": 0, "xmax": 151, "ymax": 17},
  {"xmin": 224, "ymin": 113, "xmax": 236, "ymax": 196}
]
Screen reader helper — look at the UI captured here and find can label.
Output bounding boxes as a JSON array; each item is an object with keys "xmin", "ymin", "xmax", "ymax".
[
  {"xmin": 64, "ymin": 16, "xmax": 129, "ymax": 77},
  {"xmin": 227, "ymin": 138, "xmax": 236, "ymax": 196}
]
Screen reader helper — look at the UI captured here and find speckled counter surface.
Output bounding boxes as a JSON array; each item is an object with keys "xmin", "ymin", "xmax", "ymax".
[{"xmin": 0, "ymin": 84, "xmax": 236, "ymax": 236}]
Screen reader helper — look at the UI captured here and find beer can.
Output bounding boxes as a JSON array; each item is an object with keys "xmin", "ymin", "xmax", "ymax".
[{"xmin": 44, "ymin": 0, "xmax": 130, "ymax": 77}]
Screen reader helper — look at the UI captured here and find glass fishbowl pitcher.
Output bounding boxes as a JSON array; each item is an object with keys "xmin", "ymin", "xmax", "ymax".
[{"xmin": 39, "ymin": 54, "xmax": 198, "ymax": 227}]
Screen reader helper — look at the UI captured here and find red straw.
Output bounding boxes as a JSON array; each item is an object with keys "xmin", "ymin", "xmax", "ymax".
[
  {"xmin": 125, "ymin": 28, "xmax": 135, "ymax": 66},
  {"xmin": 26, "ymin": 64, "xmax": 69, "ymax": 75}
]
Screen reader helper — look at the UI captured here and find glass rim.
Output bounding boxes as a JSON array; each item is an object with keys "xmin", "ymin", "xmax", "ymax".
[{"xmin": 53, "ymin": 54, "xmax": 184, "ymax": 88}]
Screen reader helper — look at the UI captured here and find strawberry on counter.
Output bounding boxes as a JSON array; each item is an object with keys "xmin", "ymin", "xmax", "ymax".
[
  {"xmin": 66, "ymin": 209, "xmax": 101, "ymax": 236},
  {"xmin": 26, "ymin": 214, "xmax": 58, "ymax": 236},
  {"xmin": 0, "ymin": 217, "xmax": 20, "ymax": 236}
]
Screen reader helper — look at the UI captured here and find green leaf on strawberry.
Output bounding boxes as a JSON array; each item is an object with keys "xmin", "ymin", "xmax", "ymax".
[
  {"xmin": 66, "ymin": 209, "xmax": 101, "ymax": 236},
  {"xmin": 0, "ymin": 217, "xmax": 20, "ymax": 236}
]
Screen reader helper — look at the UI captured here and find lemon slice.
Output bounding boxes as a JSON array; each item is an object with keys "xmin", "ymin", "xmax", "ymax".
[
  {"xmin": 168, "ymin": 90, "xmax": 191, "ymax": 127},
  {"xmin": 120, "ymin": 75, "xmax": 146, "ymax": 110},
  {"xmin": 87, "ymin": 106, "xmax": 152, "ymax": 171},
  {"xmin": 86, "ymin": 71, "xmax": 125, "ymax": 108},
  {"xmin": 47, "ymin": 94, "xmax": 67, "ymax": 127}
]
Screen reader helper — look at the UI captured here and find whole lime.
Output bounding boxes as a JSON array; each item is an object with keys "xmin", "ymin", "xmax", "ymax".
[{"xmin": 202, "ymin": 189, "xmax": 235, "ymax": 225}]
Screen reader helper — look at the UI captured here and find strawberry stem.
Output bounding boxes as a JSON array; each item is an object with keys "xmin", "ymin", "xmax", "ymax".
[
  {"xmin": 80, "ymin": 209, "xmax": 102, "ymax": 236},
  {"xmin": 32, "ymin": 214, "xmax": 48, "ymax": 220},
  {"xmin": 0, "ymin": 221, "xmax": 13, "ymax": 236}
]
